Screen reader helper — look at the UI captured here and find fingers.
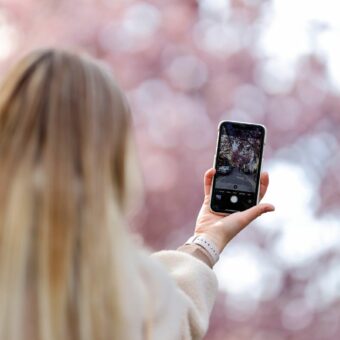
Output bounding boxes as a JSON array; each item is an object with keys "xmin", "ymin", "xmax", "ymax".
[
  {"xmin": 204, "ymin": 168, "xmax": 216, "ymax": 196},
  {"xmin": 221, "ymin": 203, "xmax": 275, "ymax": 240},
  {"xmin": 259, "ymin": 172, "xmax": 269, "ymax": 201}
]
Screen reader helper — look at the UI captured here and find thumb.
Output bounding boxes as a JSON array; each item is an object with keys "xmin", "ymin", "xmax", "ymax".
[
  {"xmin": 203, "ymin": 168, "xmax": 216, "ymax": 197},
  {"xmin": 221, "ymin": 203, "xmax": 275, "ymax": 239}
]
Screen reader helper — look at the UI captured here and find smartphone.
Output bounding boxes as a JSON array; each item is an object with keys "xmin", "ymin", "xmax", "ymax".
[{"xmin": 210, "ymin": 120, "xmax": 266, "ymax": 214}]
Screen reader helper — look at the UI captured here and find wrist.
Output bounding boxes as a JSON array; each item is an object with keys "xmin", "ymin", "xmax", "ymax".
[
  {"xmin": 186, "ymin": 234, "xmax": 220, "ymax": 265},
  {"xmin": 177, "ymin": 244, "xmax": 214, "ymax": 268},
  {"xmin": 194, "ymin": 232, "xmax": 226, "ymax": 254}
]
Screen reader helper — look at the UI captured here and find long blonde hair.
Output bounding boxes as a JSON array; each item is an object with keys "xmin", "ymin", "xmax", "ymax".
[{"xmin": 0, "ymin": 49, "xmax": 138, "ymax": 340}]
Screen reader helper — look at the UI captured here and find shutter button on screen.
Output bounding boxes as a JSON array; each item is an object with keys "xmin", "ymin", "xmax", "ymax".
[{"xmin": 230, "ymin": 195, "xmax": 238, "ymax": 203}]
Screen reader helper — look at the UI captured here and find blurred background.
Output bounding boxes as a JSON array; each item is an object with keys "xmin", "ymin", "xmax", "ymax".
[{"xmin": 0, "ymin": 0, "xmax": 339, "ymax": 339}]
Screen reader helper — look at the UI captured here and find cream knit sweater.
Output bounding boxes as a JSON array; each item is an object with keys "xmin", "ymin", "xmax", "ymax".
[{"xmin": 124, "ymin": 248, "xmax": 218, "ymax": 340}]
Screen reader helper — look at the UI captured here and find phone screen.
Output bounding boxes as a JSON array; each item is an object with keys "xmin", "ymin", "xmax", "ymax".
[{"xmin": 210, "ymin": 121, "xmax": 265, "ymax": 213}]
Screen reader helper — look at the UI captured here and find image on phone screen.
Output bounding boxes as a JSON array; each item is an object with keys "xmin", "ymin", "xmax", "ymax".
[{"xmin": 210, "ymin": 121, "xmax": 265, "ymax": 213}]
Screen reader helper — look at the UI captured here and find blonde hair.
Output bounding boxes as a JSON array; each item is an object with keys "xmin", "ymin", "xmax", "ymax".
[{"xmin": 0, "ymin": 49, "xmax": 139, "ymax": 340}]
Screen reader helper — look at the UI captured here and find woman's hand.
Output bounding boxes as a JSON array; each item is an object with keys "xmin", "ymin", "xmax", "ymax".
[{"xmin": 194, "ymin": 168, "xmax": 275, "ymax": 253}]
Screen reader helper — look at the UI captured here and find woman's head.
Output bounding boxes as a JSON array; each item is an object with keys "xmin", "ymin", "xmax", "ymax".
[
  {"xmin": 0, "ymin": 49, "xmax": 132, "ymax": 207},
  {"xmin": 0, "ymin": 49, "xmax": 139, "ymax": 340}
]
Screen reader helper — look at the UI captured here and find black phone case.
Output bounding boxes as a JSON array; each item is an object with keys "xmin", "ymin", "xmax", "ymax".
[{"xmin": 210, "ymin": 120, "xmax": 266, "ymax": 215}]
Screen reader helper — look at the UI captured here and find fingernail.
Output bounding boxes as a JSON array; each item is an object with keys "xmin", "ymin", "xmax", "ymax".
[{"xmin": 265, "ymin": 206, "xmax": 275, "ymax": 212}]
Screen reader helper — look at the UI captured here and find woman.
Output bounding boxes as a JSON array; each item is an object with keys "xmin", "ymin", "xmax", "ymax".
[{"xmin": 0, "ymin": 49, "xmax": 274, "ymax": 340}]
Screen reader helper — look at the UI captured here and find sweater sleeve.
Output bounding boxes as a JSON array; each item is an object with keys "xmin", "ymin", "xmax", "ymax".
[{"xmin": 143, "ymin": 250, "xmax": 218, "ymax": 340}]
